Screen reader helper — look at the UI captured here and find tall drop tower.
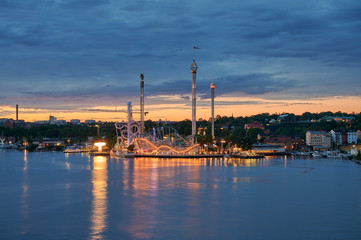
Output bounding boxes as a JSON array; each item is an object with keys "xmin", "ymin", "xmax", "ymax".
[
  {"xmin": 190, "ymin": 54, "xmax": 198, "ymax": 136},
  {"xmin": 140, "ymin": 73, "xmax": 145, "ymax": 135},
  {"xmin": 210, "ymin": 83, "xmax": 215, "ymax": 140}
]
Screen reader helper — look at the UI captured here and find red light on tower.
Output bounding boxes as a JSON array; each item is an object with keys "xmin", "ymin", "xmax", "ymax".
[{"xmin": 210, "ymin": 82, "xmax": 215, "ymax": 140}]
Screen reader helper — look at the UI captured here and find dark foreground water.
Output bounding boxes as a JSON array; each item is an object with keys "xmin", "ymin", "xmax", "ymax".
[{"xmin": 0, "ymin": 151, "xmax": 360, "ymax": 240}]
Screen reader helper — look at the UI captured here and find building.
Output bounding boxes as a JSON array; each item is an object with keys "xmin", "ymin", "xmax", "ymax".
[
  {"xmin": 347, "ymin": 131, "xmax": 358, "ymax": 144},
  {"xmin": 57, "ymin": 120, "xmax": 67, "ymax": 125},
  {"xmin": 49, "ymin": 115, "xmax": 57, "ymax": 125},
  {"xmin": 244, "ymin": 121, "xmax": 265, "ymax": 131},
  {"xmin": 264, "ymin": 136, "xmax": 304, "ymax": 151},
  {"xmin": 70, "ymin": 119, "xmax": 81, "ymax": 125},
  {"xmin": 306, "ymin": 131, "xmax": 332, "ymax": 148},
  {"xmin": 33, "ymin": 120, "xmax": 49, "ymax": 125},
  {"xmin": 330, "ymin": 129, "xmax": 357, "ymax": 145},
  {"xmin": 0, "ymin": 118, "xmax": 13, "ymax": 127},
  {"xmin": 33, "ymin": 138, "xmax": 64, "ymax": 147},
  {"xmin": 317, "ymin": 116, "xmax": 354, "ymax": 123},
  {"xmin": 85, "ymin": 120, "xmax": 96, "ymax": 124},
  {"xmin": 13, "ymin": 120, "xmax": 26, "ymax": 127},
  {"xmin": 252, "ymin": 143, "xmax": 285, "ymax": 154}
]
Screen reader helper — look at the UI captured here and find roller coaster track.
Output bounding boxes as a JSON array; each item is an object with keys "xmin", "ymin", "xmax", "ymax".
[{"xmin": 133, "ymin": 138, "xmax": 200, "ymax": 154}]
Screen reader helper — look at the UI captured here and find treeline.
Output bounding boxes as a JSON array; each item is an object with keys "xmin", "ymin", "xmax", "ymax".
[
  {"xmin": 1, "ymin": 111, "xmax": 360, "ymax": 150},
  {"xmin": 0, "ymin": 123, "xmax": 114, "ymax": 142}
]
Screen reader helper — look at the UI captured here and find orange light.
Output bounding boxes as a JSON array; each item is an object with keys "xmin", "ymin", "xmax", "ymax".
[{"xmin": 134, "ymin": 138, "xmax": 200, "ymax": 154}]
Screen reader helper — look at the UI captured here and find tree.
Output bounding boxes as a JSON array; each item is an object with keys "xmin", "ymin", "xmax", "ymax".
[
  {"xmin": 105, "ymin": 133, "xmax": 117, "ymax": 149},
  {"xmin": 246, "ymin": 128, "xmax": 264, "ymax": 140},
  {"xmin": 197, "ymin": 134, "xmax": 213, "ymax": 146},
  {"xmin": 127, "ymin": 144, "xmax": 135, "ymax": 152}
]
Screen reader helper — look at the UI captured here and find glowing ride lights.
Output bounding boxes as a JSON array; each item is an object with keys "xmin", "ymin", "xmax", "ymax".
[
  {"xmin": 94, "ymin": 142, "xmax": 106, "ymax": 152},
  {"xmin": 133, "ymin": 138, "xmax": 200, "ymax": 154}
]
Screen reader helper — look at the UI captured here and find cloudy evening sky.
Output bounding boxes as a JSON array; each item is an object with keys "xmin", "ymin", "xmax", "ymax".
[{"xmin": 0, "ymin": 0, "xmax": 361, "ymax": 121}]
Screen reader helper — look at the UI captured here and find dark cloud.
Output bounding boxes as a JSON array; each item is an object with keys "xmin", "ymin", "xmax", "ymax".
[
  {"xmin": 57, "ymin": 0, "xmax": 109, "ymax": 9},
  {"xmin": 1, "ymin": 0, "xmax": 361, "ymax": 111},
  {"xmin": 210, "ymin": 73, "xmax": 298, "ymax": 95}
]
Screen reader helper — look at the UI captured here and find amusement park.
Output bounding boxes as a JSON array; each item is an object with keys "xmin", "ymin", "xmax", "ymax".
[{"xmin": 89, "ymin": 51, "xmax": 222, "ymax": 158}]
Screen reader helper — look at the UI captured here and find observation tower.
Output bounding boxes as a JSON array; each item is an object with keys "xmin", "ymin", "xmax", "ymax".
[
  {"xmin": 210, "ymin": 83, "xmax": 215, "ymax": 140},
  {"xmin": 190, "ymin": 50, "xmax": 198, "ymax": 136},
  {"xmin": 140, "ymin": 73, "xmax": 145, "ymax": 135}
]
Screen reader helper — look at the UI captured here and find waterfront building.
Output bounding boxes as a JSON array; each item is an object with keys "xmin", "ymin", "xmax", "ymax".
[
  {"xmin": 33, "ymin": 138, "xmax": 64, "ymax": 149},
  {"xmin": 252, "ymin": 143, "xmax": 285, "ymax": 154},
  {"xmin": 306, "ymin": 131, "xmax": 331, "ymax": 148},
  {"xmin": 264, "ymin": 136, "xmax": 304, "ymax": 151},
  {"xmin": 330, "ymin": 129, "xmax": 357, "ymax": 145},
  {"xmin": 339, "ymin": 144, "xmax": 361, "ymax": 153},
  {"xmin": 347, "ymin": 131, "xmax": 357, "ymax": 144}
]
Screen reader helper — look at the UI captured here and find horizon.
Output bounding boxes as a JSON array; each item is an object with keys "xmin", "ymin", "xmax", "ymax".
[
  {"xmin": 1, "ymin": 1, "xmax": 361, "ymax": 121},
  {"xmin": 2, "ymin": 106, "xmax": 360, "ymax": 123}
]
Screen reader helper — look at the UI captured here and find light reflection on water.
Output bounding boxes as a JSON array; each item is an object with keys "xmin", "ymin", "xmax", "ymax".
[
  {"xmin": 21, "ymin": 150, "xmax": 29, "ymax": 235},
  {"xmin": 1, "ymin": 152, "xmax": 360, "ymax": 239},
  {"xmin": 90, "ymin": 156, "xmax": 108, "ymax": 240},
  {"xmin": 129, "ymin": 157, "xmax": 270, "ymax": 167},
  {"xmin": 114, "ymin": 157, "xmax": 271, "ymax": 239}
]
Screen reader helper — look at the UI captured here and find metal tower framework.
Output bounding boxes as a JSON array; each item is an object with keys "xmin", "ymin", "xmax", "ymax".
[
  {"xmin": 140, "ymin": 73, "xmax": 145, "ymax": 135},
  {"xmin": 210, "ymin": 83, "xmax": 215, "ymax": 140},
  {"xmin": 191, "ymin": 47, "xmax": 199, "ymax": 136}
]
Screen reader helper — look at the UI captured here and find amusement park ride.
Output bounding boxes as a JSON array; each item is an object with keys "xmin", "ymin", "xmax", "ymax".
[{"xmin": 90, "ymin": 70, "xmax": 202, "ymax": 156}]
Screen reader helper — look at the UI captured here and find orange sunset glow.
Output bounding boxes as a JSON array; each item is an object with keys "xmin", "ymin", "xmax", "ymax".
[{"xmin": 1, "ymin": 95, "xmax": 360, "ymax": 122}]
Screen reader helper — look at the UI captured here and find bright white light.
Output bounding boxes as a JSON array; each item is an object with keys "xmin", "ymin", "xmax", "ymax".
[{"xmin": 94, "ymin": 142, "xmax": 106, "ymax": 151}]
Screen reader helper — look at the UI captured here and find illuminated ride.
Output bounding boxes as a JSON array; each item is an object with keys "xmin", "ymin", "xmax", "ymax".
[
  {"xmin": 133, "ymin": 138, "xmax": 199, "ymax": 155},
  {"xmin": 114, "ymin": 124, "xmax": 200, "ymax": 155}
]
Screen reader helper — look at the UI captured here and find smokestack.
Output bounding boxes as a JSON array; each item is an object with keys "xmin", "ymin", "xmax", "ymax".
[
  {"xmin": 210, "ymin": 83, "xmax": 215, "ymax": 140},
  {"xmin": 140, "ymin": 73, "xmax": 144, "ymax": 135},
  {"xmin": 16, "ymin": 104, "xmax": 18, "ymax": 121}
]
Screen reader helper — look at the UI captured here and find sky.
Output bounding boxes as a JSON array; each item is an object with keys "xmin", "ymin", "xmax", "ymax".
[{"xmin": 0, "ymin": 0, "xmax": 361, "ymax": 122}]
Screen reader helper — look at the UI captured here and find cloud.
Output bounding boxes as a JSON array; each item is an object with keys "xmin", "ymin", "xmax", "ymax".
[
  {"xmin": 210, "ymin": 73, "xmax": 298, "ymax": 95},
  {"xmin": 1, "ymin": 0, "xmax": 361, "ymax": 115},
  {"xmin": 57, "ymin": 0, "xmax": 109, "ymax": 9}
]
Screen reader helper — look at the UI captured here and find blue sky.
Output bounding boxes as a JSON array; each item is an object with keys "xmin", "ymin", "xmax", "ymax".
[{"xmin": 0, "ymin": 0, "xmax": 361, "ymax": 120}]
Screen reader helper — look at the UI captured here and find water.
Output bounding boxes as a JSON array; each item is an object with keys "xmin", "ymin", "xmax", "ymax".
[{"xmin": 0, "ymin": 151, "xmax": 360, "ymax": 240}]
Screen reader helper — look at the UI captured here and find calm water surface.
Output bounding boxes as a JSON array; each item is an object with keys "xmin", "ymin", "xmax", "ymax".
[{"xmin": 0, "ymin": 150, "xmax": 360, "ymax": 240}]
